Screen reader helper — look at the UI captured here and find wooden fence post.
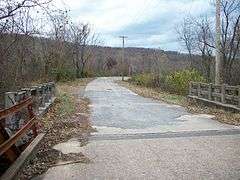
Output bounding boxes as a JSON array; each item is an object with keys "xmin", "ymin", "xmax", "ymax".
[
  {"xmin": 221, "ymin": 84, "xmax": 226, "ymax": 104},
  {"xmin": 208, "ymin": 83, "xmax": 212, "ymax": 100}
]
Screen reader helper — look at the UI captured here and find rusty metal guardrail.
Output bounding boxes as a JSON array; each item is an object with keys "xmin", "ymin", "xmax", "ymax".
[
  {"xmin": 0, "ymin": 98, "xmax": 36, "ymax": 159},
  {"xmin": 0, "ymin": 82, "xmax": 55, "ymax": 175}
]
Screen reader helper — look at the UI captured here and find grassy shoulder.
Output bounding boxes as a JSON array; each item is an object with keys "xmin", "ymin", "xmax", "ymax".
[
  {"xmin": 17, "ymin": 78, "xmax": 95, "ymax": 179},
  {"xmin": 119, "ymin": 80, "xmax": 187, "ymax": 105},
  {"xmin": 119, "ymin": 80, "xmax": 240, "ymax": 126}
]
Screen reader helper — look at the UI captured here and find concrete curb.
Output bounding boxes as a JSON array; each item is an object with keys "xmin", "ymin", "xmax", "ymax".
[{"xmin": 90, "ymin": 129, "xmax": 240, "ymax": 141}]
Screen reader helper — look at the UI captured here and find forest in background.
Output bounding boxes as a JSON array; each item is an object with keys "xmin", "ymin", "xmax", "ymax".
[{"xmin": 0, "ymin": 0, "xmax": 239, "ymax": 106}]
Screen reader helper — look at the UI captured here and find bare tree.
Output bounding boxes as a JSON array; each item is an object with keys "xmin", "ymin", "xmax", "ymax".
[
  {"xmin": 195, "ymin": 17, "xmax": 215, "ymax": 81},
  {"xmin": 0, "ymin": 0, "xmax": 52, "ymax": 20},
  {"xmin": 0, "ymin": 0, "xmax": 52, "ymax": 89},
  {"xmin": 177, "ymin": 16, "xmax": 214, "ymax": 78},
  {"xmin": 104, "ymin": 56, "xmax": 117, "ymax": 71},
  {"xmin": 177, "ymin": 17, "xmax": 196, "ymax": 67},
  {"xmin": 45, "ymin": 9, "xmax": 71, "ymax": 73},
  {"xmin": 70, "ymin": 23, "xmax": 96, "ymax": 77},
  {"xmin": 178, "ymin": 0, "xmax": 240, "ymax": 84},
  {"xmin": 220, "ymin": 0, "xmax": 240, "ymax": 83}
]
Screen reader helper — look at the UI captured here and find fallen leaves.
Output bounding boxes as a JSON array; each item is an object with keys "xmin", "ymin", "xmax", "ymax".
[{"xmin": 16, "ymin": 79, "xmax": 95, "ymax": 179}]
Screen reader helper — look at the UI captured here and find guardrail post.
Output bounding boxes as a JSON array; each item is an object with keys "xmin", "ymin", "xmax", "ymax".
[
  {"xmin": 208, "ymin": 83, "xmax": 212, "ymax": 100},
  {"xmin": 48, "ymin": 82, "xmax": 55, "ymax": 102},
  {"xmin": 221, "ymin": 84, "xmax": 226, "ymax": 104},
  {"xmin": 46, "ymin": 83, "xmax": 50, "ymax": 103},
  {"xmin": 52, "ymin": 82, "xmax": 56, "ymax": 96},
  {"xmin": 47, "ymin": 83, "xmax": 52, "ymax": 102},
  {"xmin": 16, "ymin": 91, "xmax": 29, "ymax": 129},
  {"xmin": 27, "ymin": 103, "xmax": 37, "ymax": 137},
  {"xmin": 197, "ymin": 83, "xmax": 201, "ymax": 97},
  {"xmin": 38, "ymin": 85, "xmax": 45, "ymax": 107},
  {"xmin": 43, "ymin": 84, "xmax": 49, "ymax": 103},
  {"xmin": 4, "ymin": 92, "xmax": 17, "ymax": 130},
  {"xmin": 30, "ymin": 86, "xmax": 39, "ymax": 113},
  {"xmin": 21, "ymin": 88, "xmax": 31, "ymax": 97}
]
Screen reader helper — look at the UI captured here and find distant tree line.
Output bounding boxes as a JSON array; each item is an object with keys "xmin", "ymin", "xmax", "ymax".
[
  {"xmin": 0, "ymin": 0, "xmax": 100, "ymax": 94},
  {"xmin": 1, "ymin": 0, "xmax": 238, "ymax": 105},
  {"xmin": 0, "ymin": 0, "xmax": 195, "ymax": 97}
]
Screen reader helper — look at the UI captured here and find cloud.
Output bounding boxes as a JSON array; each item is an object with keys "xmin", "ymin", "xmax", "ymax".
[{"xmin": 54, "ymin": 0, "xmax": 213, "ymax": 51}]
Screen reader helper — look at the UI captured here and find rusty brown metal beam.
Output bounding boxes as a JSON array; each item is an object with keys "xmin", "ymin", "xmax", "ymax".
[
  {"xmin": 0, "ymin": 98, "xmax": 32, "ymax": 120},
  {"xmin": 0, "ymin": 124, "xmax": 20, "ymax": 162},
  {"xmin": 0, "ymin": 117, "xmax": 36, "ymax": 156}
]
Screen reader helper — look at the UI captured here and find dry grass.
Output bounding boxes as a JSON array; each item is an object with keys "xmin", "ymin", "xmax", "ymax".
[
  {"xmin": 57, "ymin": 78, "xmax": 94, "ymax": 95},
  {"xmin": 16, "ymin": 78, "xmax": 95, "ymax": 179},
  {"xmin": 119, "ymin": 81, "xmax": 240, "ymax": 126}
]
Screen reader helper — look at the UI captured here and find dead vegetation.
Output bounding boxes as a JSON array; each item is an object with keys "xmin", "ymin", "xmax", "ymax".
[
  {"xmin": 119, "ymin": 81, "xmax": 240, "ymax": 126},
  {"xmin": 16, "ymin": 78, "xmax": 95, "ymax": 179}
]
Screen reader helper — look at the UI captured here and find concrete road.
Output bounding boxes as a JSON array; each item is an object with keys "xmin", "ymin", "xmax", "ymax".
[
  {"xmin": 84, "ymin": 77, "xmax": 238, "ymax": 134},
  {"xmin": 38, "ymin": 77, "xmax": 240, "ymax": 180}
]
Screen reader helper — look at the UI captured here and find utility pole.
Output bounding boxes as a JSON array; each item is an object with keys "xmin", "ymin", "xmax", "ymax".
[
  {"xmin": 119, "ymin": 36, "xmax": 127, "ymax": 81},
  {"xmin": 215, "ymin": 0, "xmax": 222, "ymax": 84}
]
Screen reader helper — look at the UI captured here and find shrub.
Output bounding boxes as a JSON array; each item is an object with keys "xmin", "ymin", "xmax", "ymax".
[
  {"xmin": 152, "ymin": 71, "xmax": 169, "ymax": 88},
  {"xmin": 130, "ymin": 69, "xmax": 206, "ymax": 95},
  {"xmin": 80, "ymin": 70, "xmax": 94, "ymax": 78},
  {"xmin": 165, "ymin": 69, "xmax": 206, "ymax": 95},
  {"xmin": 130, "ymin": 73, "xmax": 153, "ymax": 87},
  {"xmin": 51, "ymin": 68, "xmax": 76, "ymax": 82}
]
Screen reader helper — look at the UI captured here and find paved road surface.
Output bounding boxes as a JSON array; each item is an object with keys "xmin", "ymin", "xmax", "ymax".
[
  {"xmin": 39, "ymin": 77, "xmax": 240, "ymax": 180},
  {"xmin": 85, "ymin": 77, "xmax": 237, "ymax": 134}
]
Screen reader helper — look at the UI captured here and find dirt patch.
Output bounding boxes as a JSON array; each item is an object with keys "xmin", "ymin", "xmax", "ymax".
[
  {"xmin": 119, "ymin": 81, "xmax": 240, "ymax": 126},
  {"xmin": 15, "ymin": 78, "xmax": 96, "ymax": 179},
  {"xmin": 57, "ymin": 78, "xmax": 94, "ymax": 97}
]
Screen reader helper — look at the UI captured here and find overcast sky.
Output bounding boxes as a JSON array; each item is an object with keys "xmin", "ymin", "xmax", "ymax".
[{"xmin": 55, "ymin": 0, "xmax": 213, "ymax": 52}]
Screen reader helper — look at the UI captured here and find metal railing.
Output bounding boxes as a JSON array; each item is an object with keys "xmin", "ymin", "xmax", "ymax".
[
  {"xmin": 0, "ymin": 98, "xmax": 36, "ymax": 161},
  {"xmin": 0, "ymin": 82, "xmax": 55, "ymax": 173}
]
